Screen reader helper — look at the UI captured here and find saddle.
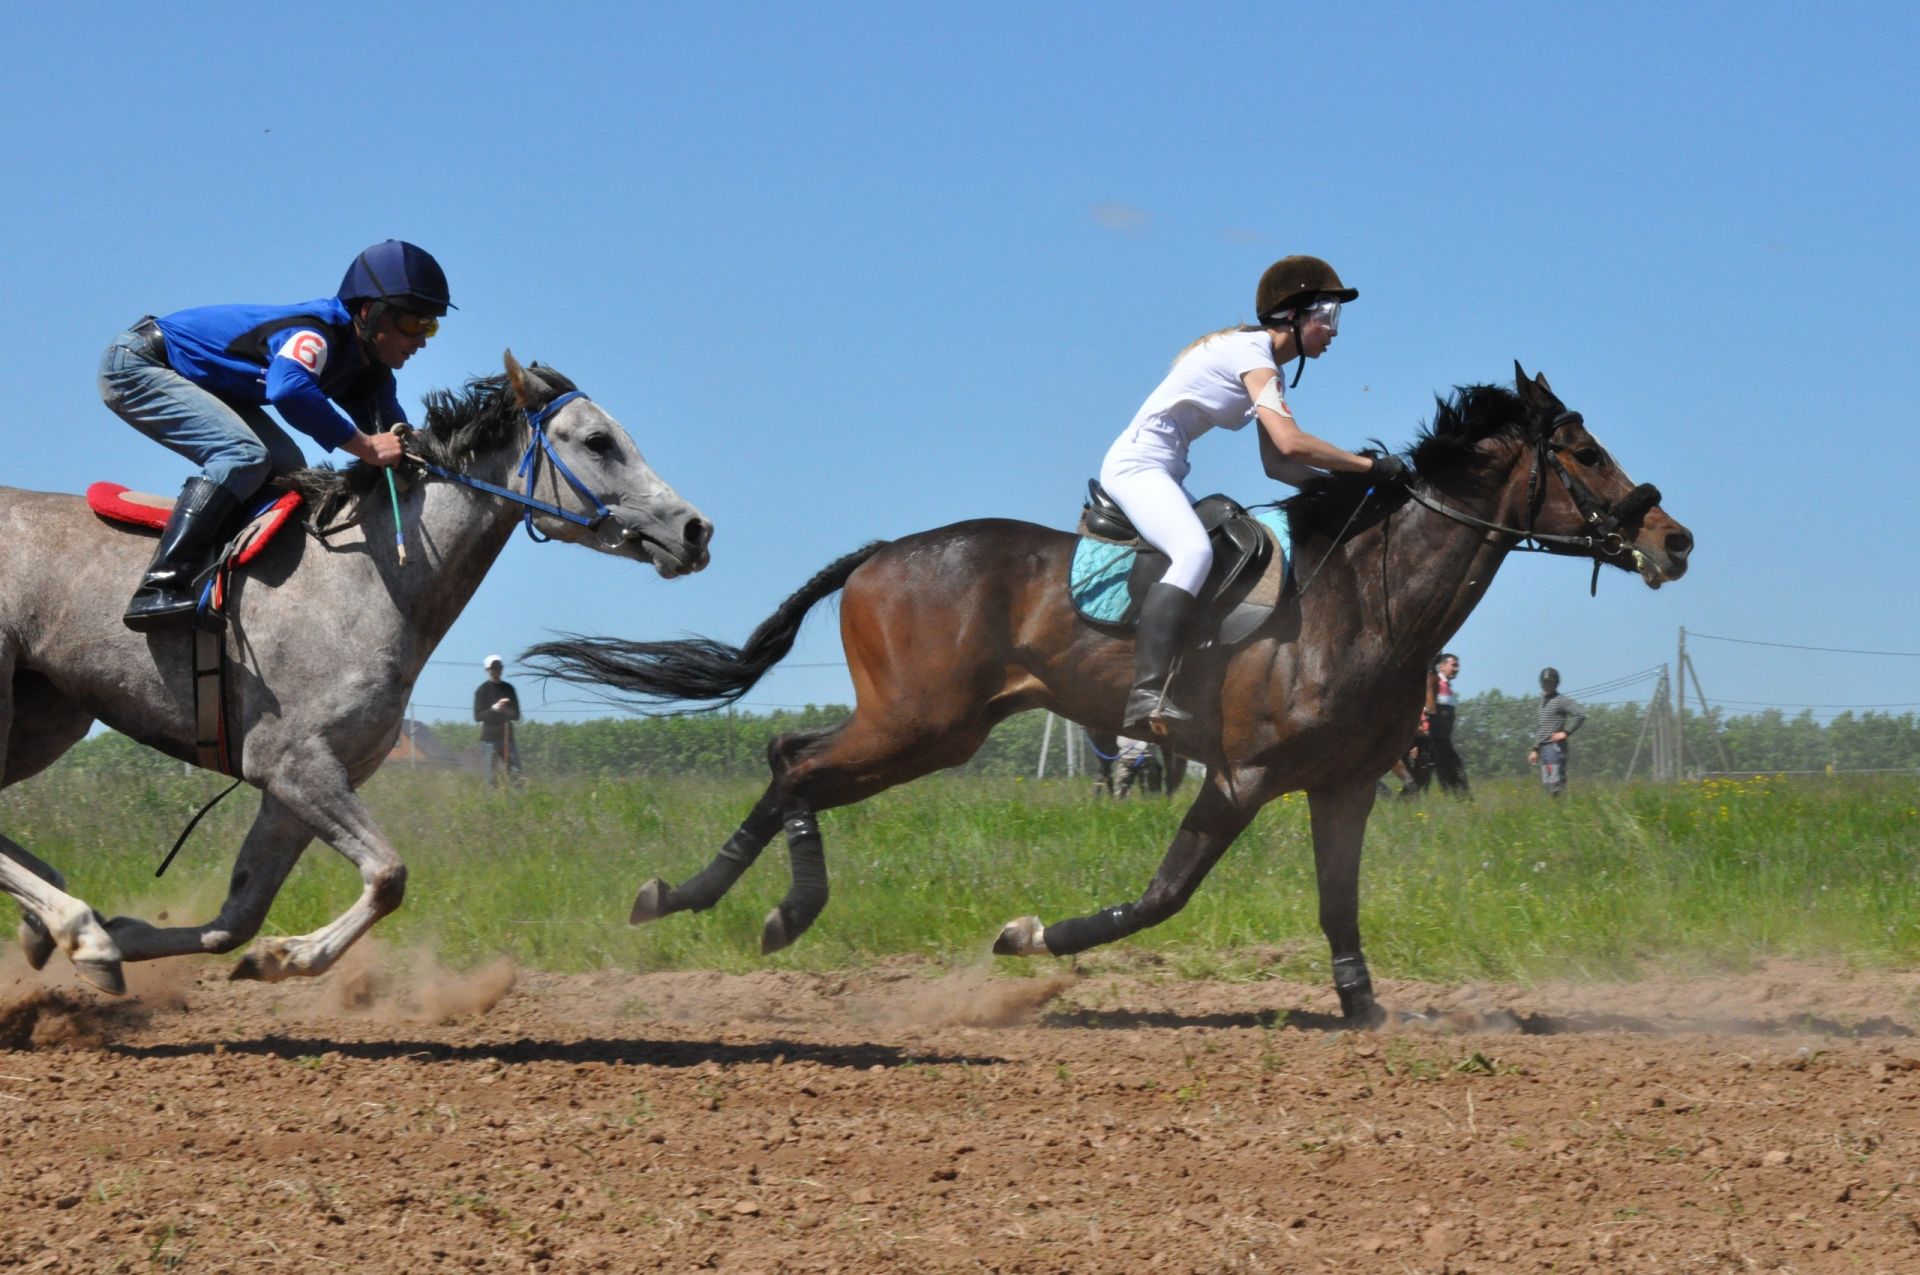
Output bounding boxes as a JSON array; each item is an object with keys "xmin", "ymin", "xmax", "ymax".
[
  {"xmin": 87, "ymin": 482, "xmax": 305, "ymax": 775},
  {"xmin": 1069, "ymin": 480, "xmax": 1291, "ymax": 647}
]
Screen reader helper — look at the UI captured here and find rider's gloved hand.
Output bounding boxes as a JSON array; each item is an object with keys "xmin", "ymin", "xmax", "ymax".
[{"xmin": 1365, "ymin": 451, "xmax": 1411, "ymax": 486}]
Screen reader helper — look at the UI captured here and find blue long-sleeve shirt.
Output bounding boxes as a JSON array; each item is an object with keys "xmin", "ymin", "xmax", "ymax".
[{"xmin": 152, "ymin": 298, "xmax": 406, "ymax": 451}]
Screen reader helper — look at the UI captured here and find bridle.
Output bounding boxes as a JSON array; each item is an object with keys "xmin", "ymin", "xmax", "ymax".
[
  {"xmin": 1402, "ymin": 410, "xmax": 1663, "ymax": 594},
  {"xmin": 411, "ymin": 390, "xmax": 617, "ymax": 544}
]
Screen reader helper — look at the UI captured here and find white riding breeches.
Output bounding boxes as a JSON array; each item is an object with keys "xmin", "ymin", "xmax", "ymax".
[{"xmin": 1099, "ymin": 432, "xmax": 1212, "ymax": 596}]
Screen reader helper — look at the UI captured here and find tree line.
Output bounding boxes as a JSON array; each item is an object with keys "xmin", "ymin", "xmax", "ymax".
[{"xmin": 49, "ymin": 693, "xmax": 1920, "ymax": 781}]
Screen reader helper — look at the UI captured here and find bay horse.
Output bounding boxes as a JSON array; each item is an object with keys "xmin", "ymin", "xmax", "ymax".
[
  {"xmin": 1, "ymin": 353, "xmax": 711, "ymax": 993},
  {"xmin": 527, "ymin": 365, "xmax": 1690, "ymax": 1022}
]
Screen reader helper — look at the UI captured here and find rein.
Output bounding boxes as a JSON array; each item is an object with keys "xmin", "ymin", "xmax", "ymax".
[{"xmin": 413, "ymin": 390, "xmax": 613, "ymax": 542}]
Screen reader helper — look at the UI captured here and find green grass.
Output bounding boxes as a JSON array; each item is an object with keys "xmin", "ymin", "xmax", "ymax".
[{"xmin": 4, "ymin": 766, "xmax": 1916, "ymax": 982}]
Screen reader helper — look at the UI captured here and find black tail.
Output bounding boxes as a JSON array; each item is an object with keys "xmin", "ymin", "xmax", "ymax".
[{"xmin": 521, "ymin": 541, "xmax": 888, "ymax": 712}]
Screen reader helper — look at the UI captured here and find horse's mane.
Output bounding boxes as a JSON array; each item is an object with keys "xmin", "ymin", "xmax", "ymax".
[
  {"xmin": 286, "ymin": 365, "xmax": 579, "ymax": 524},
  {"xmin": 1279, "ymin": 382, "xmax": 1532, "ymax": 539}
]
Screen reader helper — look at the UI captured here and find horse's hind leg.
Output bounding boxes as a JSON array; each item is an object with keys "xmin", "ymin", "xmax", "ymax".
[
  {"xmin": 756, "ymin": 710, "xmax": 996, "ymax": 954},
  {"xmin": 0, "ymin": 834, "xmax": 125, "ymax": 994},
  {"xmin": 994, "ymin": 765, "xmax": 1271, "ymax": 963},
  {"xmin": 1, "ymin": 656, "xmax": 117, "ymax": 987},
  {"xmin": 627, "ymin": 739, "xmax": 808, "ymax": 925},
  {"xmin": 105, "ymin": 793, "xmax": 314, "ymax": 962}
]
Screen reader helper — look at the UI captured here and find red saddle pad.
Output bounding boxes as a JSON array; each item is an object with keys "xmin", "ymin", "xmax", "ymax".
[{"xmin": 87, "ymin": 483, "xmax": 303, "ymax": 566}]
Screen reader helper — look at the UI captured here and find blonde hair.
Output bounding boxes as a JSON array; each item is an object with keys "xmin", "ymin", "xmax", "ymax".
[{"xmin": 1171, "ymin": 322, "xmax": 1265, "ymax": 367}]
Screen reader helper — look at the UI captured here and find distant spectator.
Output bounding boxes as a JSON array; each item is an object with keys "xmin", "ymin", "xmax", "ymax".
[
  {"xmin": 1394, "ymin": 709, "xmax": 1434, "ymax": 798},
  {"xmin": 473, "ymin": 655, "xmax": 521, "ymax": 783},
  {"xmin": 1528, "ymin": 667, "xmax": 1586, "ymax": 797},
  {"xmin": 1112, "ymin": 735, "xmax": 1163, "ymax": 798},
  {"xmin": 1424, "ymin": 652, "xmax": 1472, "ymax": 798}
]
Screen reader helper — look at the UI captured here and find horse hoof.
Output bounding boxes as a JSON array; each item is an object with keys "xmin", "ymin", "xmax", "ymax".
[
  {"xmin": 760, "ymin": 907, "xmax": 794, "ymax": 956},
  {"xmin": 230, "ymin": 939, "xmax": 292, "ymax": 983},
  {"xmin": 18, "ymin": 916, "xmax": 54, "ymax": 971},
  {"xmin": 72, "ymin": 956, "xmax": 126, "ymax": 997},
  {"xmin": 629, "ymin": 879, "xmax": 674, "ymax": 925},
  {"xmin": 992, "ymin": 916, "xmax": 1049, "ymax": 957}
]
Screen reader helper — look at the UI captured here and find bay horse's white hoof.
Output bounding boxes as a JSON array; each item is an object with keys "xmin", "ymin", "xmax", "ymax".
[
  {"xmin": 18, "ymin": 914, "xmax": 55, "ymax": 971},
  {"xmin": 629, "ymin": 878, "xmax": 673, "ymax": 925},
  {"xmin": 992, "ymin": 915, "xmax": 1050, "ymax": 957}
]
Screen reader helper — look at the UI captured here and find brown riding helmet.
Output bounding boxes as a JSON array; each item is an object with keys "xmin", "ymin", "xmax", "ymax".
[{"xmin": 1255, "ymin": 255, "xmax": 1358, "ymax": 325}]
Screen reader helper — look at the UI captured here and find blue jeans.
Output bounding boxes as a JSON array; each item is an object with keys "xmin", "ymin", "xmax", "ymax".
[
  {"xmin": 98, "ymin": 327, "xmax": 307, "ymax": 499},
  {"xmin": 1538, "ymin": 741, "xmax": 1569, "ymax": 796}
]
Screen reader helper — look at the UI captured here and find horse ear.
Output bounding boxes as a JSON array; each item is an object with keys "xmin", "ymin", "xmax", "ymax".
[
  {"xmin": 504, "ymin": 349, "xmax": 553, "ymax": 410},
  {"xmin": 504, "ymin": 349, "xmax": 531, "ymax": 409},
  {"xmin": 1514, "ymin": 362, "xmax": 1553, "ymax": 414}
]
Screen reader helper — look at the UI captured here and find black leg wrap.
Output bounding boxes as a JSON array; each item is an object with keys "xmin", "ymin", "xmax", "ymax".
[
  {"xmin": 779, "ymin": 810, "xmax": 829, "ymax": 921},
  {"xmin": 1042, "ymin": 903, "xmax": 1137, "ymax": 956},
  {"xmin": 761, "ymin": 809, "xmax": 829, "ymax": 954},
  {"xmin": 672, "ymin": 822, "xmax": 774, "ymax": 913},
  {"xmin": 1332, "ymin": 954, "xmax": 1379, "ymax": 1022}
]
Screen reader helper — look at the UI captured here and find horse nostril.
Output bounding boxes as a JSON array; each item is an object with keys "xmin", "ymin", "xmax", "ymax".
[
  {"xmin": 685, "ymin": 517, "xmax": 712, "ymax": 550},
  {"xmin": 1666, "ymin": 531, "xmax": 1693, "ymax": 559}
]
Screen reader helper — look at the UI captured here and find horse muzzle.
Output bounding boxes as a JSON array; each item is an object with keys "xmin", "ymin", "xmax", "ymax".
[
  {"xmin": 618, "ymin": 513, "xmax": 713, "ymax": 578},
  {"xmin": 1626, "ymin": 515, "xmax": 1693, "ymax": 588}
]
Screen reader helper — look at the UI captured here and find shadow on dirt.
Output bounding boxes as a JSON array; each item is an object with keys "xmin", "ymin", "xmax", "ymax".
[
  {"xmin": 1040, "ymin": 1006, "xmax": 1916, "ymax": 1039},
  {"xmin": 104, "ymin": 1034, "xmax": 1007, "ymax": 1069}
]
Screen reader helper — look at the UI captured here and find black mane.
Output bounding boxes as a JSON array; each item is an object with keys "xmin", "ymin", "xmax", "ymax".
[
  {"xmin": 286, "ymin": 365, "xmax": 578, "ymax": 524},
  {"xmin": 1279, "ymin": 382, "xmax": 1534, "ymax": 539}
]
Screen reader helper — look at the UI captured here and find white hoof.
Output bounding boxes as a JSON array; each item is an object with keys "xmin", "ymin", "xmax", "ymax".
[{"xmin": 992, "ymin": 915, "xmax": 1050, "ymax": 957}]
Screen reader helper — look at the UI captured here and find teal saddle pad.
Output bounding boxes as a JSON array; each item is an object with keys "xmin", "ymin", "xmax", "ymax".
[{"xmin": 1069, "ymin": 507, "xmax": 1291, "ymax": 625}]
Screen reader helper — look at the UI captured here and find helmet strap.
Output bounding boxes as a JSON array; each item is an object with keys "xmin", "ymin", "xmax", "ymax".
[
  {"xmin": 1288, "ymin": 316, "xmax": 1306, "ymax": 388},
  {"xmin": 354, "ymin": 299, "xmax": 388, "ymax": 344}
]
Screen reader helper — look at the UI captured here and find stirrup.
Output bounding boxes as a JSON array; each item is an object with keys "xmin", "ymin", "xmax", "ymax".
[{"xmin": 1122, "ymin": 686, "xmax": 1191, "ymax": 736}]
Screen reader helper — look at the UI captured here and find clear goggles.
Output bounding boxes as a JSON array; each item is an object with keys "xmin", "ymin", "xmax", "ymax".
[{"xmin": 1297, "ymin": 296, "xmax": 1341, "ymax": 335}]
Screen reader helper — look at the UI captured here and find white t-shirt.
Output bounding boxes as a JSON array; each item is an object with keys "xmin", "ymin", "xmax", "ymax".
[
  {"xmin": 1123, "ymin": 328, "xmax": 1279, "ymax": 450},
  {"xmin": 1105, "ymin": 328, "xmax": 1324, "ymax": 486}
]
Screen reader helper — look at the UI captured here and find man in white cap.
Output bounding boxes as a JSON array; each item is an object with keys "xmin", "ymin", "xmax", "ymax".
[{"xmin": 473, "ymin": 655, "xmax": 522, "ymax": 783}]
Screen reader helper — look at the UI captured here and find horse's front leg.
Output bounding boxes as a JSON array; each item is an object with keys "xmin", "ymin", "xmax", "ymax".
[
  {"xmin": 995, "ymin": 766, "xmax": 1272, "ymax": 957},
  {"xmin": 1306, "ymin": 778, "xmax": 1384, "ymax": 1024},
  {"xmin": 227, "ymin": 753, "xmax": 405, "ymax": 982},
  {"xmin": 105, "ymin": 793, "xmax": 314, "ymax": 962}
]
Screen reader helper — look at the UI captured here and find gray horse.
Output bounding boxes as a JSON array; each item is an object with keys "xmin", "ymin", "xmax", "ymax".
[{"xmin": 0, "ymin": 352, "xmax": 711, "ymax": 993}]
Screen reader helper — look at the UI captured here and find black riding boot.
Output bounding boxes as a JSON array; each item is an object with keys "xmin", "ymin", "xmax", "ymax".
[
  {"xmin": 1121, "ymin": 582, "xmax": 1198, "ymax": 734},
  {"xmin": 123, "ymin": 478, "xmax": 239, "ymax": 632}
]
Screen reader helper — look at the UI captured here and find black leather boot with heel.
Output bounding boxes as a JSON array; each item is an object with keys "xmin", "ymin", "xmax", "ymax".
[
  {"xmin": 123, "ymin": 477, "xmax": 239, "ymax": 632},
  {"xmin": 1121, "ymin": 582, "xmax": 1198, "ymax": 734}
]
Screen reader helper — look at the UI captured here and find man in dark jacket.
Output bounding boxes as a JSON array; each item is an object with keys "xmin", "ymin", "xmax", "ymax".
[
  {"xmin": 1528, "ymin": 667, "xmax": 1586, "ymax": 797},
  {"xmin": 474, "ymin": 655, "xmax": 521, "ymax": 783}
]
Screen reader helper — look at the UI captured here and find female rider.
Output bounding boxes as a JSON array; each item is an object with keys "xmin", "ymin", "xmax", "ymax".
[
  {"xmin": 1099, "ymin": 255, "xmax": 1407, "ymax": 733},
  {"xmin": 99, "ymin": 240, "xmax": 451, "ymax": 630}
]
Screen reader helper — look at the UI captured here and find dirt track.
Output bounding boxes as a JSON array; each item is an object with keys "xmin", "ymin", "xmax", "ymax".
[{"xmin": 2, "ymin": 952, "xmax": 1917, "ymax": 1273}]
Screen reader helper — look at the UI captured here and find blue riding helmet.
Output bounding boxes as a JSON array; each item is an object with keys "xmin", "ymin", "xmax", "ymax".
[{"xmin": 338, "ymin": 240, "xmax": 454, "ymax": 317}]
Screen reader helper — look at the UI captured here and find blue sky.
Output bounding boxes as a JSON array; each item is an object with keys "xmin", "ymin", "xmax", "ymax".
[{"xmin": 8, "ymin": 2, "xmax": 1917, "ymax": 729}]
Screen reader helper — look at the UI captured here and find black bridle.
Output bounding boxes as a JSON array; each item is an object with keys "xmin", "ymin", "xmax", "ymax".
[{"xmin": 1403, "ymin": 411, "xmax": 1663, "ymax": 595}]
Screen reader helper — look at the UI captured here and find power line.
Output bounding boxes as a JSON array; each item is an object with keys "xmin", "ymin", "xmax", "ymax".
[{"xmin": 1688, "ymin": 632, "xmax": 1920, "ymax": 659}]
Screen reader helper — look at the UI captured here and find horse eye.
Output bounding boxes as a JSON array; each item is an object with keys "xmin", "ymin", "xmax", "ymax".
[
  {"xmin": 584, "ymin": 434, "xmax": 614, "ymax": 456},
  {"xmin": 1573, "ymin": 447, "xmax": 1605, "ymax": 468}
]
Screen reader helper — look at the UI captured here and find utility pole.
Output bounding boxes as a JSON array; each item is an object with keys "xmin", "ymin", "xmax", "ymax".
[
  {"xmin": 1675, "ymin": 626, "xmax": 1688, "ymax": 779},
  {"xmin": 1037, "ymin": 711, "xmax": 1056, "ymax": 780}
]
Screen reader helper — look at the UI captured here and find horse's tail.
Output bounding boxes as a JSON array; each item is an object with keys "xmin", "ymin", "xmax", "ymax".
[{"xmin": 521, "ymin": 540, "xmax": 889, "ymax": 712}]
